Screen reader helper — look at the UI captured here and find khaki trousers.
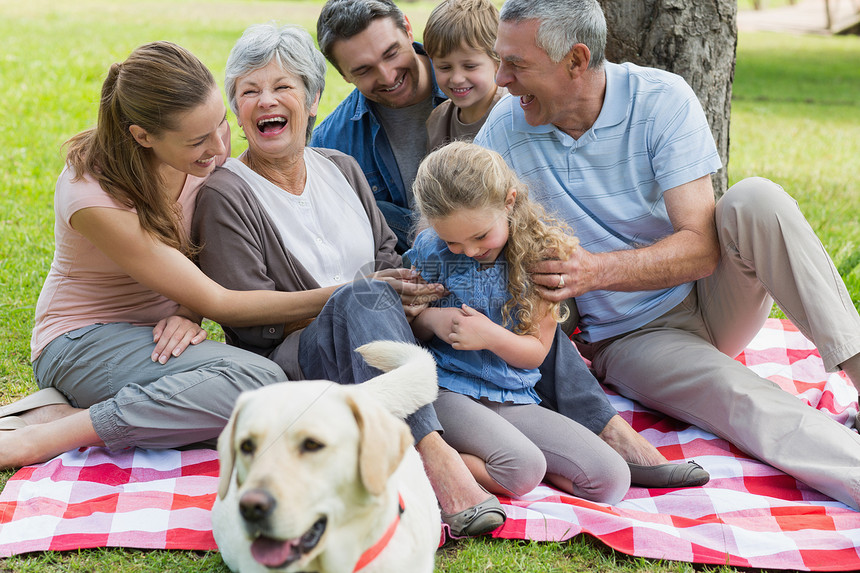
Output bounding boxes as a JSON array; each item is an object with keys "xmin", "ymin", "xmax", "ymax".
[{"xmin": 577, "ymin": 177, "xmax": 860, "ymax": 509}]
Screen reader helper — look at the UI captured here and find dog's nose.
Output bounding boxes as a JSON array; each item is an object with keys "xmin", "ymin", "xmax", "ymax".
[{"xmin": 239, "ymin": 488, "xmax": 276, "ymax": 523}]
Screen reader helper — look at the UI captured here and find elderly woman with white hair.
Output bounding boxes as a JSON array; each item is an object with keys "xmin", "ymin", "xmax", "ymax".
[{"xmin": 192, "ymin": 23, "xmax": 507, "ymax": 538}]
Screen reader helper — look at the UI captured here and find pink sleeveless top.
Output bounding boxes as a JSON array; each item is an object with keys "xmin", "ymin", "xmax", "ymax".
[{"xmin": 30, "ymin": 166, "xmax": 206, "ymax": 360}]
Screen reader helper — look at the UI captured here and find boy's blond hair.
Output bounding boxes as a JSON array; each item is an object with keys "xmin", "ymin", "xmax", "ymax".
[
  {"xmin": 423, "ymin": 0, "xmax": 500, "ymax": 62},
  {"xmin": 413, "ymin": 141, "xmax": 579, "ymax": 337}
]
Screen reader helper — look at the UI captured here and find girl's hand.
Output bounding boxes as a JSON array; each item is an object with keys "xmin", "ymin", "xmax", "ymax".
[
  {"xmin": 403, "ymin": 301, "xmax": 429, "ymax": 320},
  {"xmin": 151, "ymin": 315, "xmax": 207, "ymax": 364},
  {"xmin": 448, "ymin": 304, "xmax": 496, "ymax": 351},
  {"xmin": 411, "ymin": 306, "xmax": 460, "ymax": 341}
]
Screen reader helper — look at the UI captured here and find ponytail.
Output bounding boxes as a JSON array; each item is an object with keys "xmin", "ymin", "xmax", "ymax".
[{"xmin": 65, "ymin": 42, "xmax": 216, "ymax": 255}]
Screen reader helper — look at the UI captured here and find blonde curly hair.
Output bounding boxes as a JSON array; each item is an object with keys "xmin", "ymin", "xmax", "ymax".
[{"xmin": 412, "ymin": 141, "xmax": 578, "ymax": 336}]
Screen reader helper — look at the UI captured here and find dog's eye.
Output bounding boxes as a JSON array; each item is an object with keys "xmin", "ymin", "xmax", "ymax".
[
  {"xmin": 239, "ymin": 438, "xmax": 256, "ymax": 455},
  {"xmin": 301, "ymin": 438, "xmax": 325, "ymax": 453}
]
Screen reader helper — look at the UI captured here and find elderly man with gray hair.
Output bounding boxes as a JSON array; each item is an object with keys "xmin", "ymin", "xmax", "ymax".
[
  {"xmin": 476, "ymin": 0, "xmax": 860, "ymax": 509},
  {"xmin": 310, "ymin": 0, "xmax": 446, "ymax": 253}
]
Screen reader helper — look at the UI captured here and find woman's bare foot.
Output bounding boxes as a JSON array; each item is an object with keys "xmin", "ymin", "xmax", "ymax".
[
  {"xmin": 600, "ymin": 414, "xmax": 711, "ymax": 488},
  {"xmin": 0, "ymin": 410, "xmax": 102, "ymax": 470}
]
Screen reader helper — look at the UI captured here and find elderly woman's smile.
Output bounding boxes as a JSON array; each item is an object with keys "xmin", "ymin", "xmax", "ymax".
[
  {"xmin": 234, "ymin": 60, "xmax": 320, "ymax": 159},
  {"xmin": 256, "ymin": 115, "xmax": 288, "ymax": 135}
]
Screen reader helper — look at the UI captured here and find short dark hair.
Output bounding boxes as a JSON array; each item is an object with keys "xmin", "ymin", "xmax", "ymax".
[{"xmin": 317, "ymin": 0, "xmax": 407, "ymax": 73}]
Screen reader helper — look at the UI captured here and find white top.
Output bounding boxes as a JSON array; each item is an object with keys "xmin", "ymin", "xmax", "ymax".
[{"xmin": 223, "ymin": 151, "xmax": 375, "ymax": 287}]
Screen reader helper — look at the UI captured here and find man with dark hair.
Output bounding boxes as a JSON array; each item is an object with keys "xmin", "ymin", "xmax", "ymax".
[
  {"xmin": 312, "ymin": 3, "xmax": 513, "ymax": 537},
  {"xmin": 312, "ymin": 0, "xmax": 445, "ymax": 252}
]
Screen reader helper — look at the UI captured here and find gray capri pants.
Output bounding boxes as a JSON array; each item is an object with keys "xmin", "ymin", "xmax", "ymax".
[
  {"xmin": 433, "ymin": 388, "xmax": 630, "ymax": 504},
  {"xmin": 33, "ymin": 322, "xmax": 287, "ymax": 450}
]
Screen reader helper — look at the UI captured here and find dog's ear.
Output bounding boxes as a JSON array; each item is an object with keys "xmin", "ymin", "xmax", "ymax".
[
  {"xmin": 217, "ymin": 392, "xmax": 248, "ymax": 499},
  {"xmin": 346, "ymin": 393, "xmax": 413, "ymax": 497}
]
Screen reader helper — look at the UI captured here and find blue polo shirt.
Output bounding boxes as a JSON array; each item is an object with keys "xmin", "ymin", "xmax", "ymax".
[{"xmin": 474, "ymin": 61, "xmax": 721, "ymax": 342}]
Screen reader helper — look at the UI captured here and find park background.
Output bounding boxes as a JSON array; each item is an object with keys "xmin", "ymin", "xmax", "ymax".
[{"xmin": 0, "ymin": 0, "xmax": 858, "ymax": 570}]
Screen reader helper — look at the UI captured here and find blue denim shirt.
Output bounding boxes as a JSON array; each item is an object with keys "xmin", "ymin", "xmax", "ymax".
[
  {"xmin": 310, "ymin": 43, "xmax": 447, "ymax": 249},
  {"xmin": 405, "ymin": 230, "xmax": 541, "ymax": 404}
]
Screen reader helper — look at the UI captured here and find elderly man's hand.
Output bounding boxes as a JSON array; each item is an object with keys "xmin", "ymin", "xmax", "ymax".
[{"xmin": 531, "ymin": 246, "xmax": 599, "ymax": 301}]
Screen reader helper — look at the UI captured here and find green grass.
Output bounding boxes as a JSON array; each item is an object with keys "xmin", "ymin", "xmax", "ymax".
[
  {"xmin": 737, "ymin": 0, "xmax": 799, "ymax": 11},
  {"xmin": 729, "ymin": 32, "xmax": 860, "ymax": 307},
  {"xmin": 1, "ymin": 0, "xmax": 859, "ymax": 571}
]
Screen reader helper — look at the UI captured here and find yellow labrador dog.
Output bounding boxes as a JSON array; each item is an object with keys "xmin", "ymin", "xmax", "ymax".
[{"xmin": 213, "ymin": 341, "xmax": 440, "ymax": 573}]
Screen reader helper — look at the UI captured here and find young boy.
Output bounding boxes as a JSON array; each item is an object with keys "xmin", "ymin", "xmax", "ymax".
[{"xmin": 423, "ymin": 0, "xmax": 507, "ymax": 152}]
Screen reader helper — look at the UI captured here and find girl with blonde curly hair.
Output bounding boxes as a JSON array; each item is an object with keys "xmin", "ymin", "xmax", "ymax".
[{"xmin": 406, "ymin": 141, "xmax": 630, "ymax": 504}]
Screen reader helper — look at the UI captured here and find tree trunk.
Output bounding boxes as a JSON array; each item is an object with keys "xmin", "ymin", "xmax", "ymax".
[{"xmin": 598, "ymin": 0, "xmax": 737, "ymax": 196}]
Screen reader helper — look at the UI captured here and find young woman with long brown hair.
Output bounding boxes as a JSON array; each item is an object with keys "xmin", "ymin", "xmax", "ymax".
[{"xmin": 0, "ymin": 42, "xmax": 294, "ymax": 468}]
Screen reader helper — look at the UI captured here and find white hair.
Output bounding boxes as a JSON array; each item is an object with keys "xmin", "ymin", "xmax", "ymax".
[{"xmin": 500, "ymin": 0, "xmax": 606, "ymax": 67}]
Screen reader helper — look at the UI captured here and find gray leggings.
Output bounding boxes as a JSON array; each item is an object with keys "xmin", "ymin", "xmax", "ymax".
[
  {"xmin": 434, "ymin": 388, "xmax": 630, "ymax": 504},
  {"xmin": 33, "ymin": 322, "xmax": 287, "ymax": 450}
]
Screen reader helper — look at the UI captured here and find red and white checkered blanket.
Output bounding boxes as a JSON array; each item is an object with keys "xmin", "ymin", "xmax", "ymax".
[{"xmin": 1, "ymin": 319, "xmax": 858, "ymax": 570}]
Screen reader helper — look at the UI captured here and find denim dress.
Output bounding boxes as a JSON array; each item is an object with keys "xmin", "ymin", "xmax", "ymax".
[{"xmin": 405, "ymin": 230, "xmax": 541, "ymax": 404}]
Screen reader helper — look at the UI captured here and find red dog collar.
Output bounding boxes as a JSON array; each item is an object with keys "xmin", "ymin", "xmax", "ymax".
[{"xmin": 353, "ymin": 493, "xmax": 406, "ymax": 572}]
